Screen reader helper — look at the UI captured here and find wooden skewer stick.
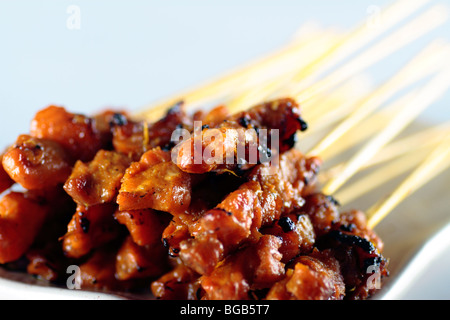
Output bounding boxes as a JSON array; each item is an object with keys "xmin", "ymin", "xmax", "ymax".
[
  {"xmin": 224, "ymin": 0, "xmax": 430, "ymax": 112},
  {"xmin": 224, "ymin": 31, "xmax": 342, "ymax": 113},
  {"xmin": 300, "ymin": 75, "xmax": 374, "ymax": 138},
  {"xmin": 288, "ymin": 0, "xmax": 433, "ymax": 92},
  {"xmin": 135, "ymin": 0, "xmax": 431, "ymax": 120},
  {"xmin": 307, "ymin": 39, "xmax": 450, "ymax": 158},
  {"xmin": 133, "ymin": 25, "xmax": 332, "ymax": 121},
  {"xmin": 367, "ymin": 133, "xmax": 450, "ymax": 229},
  {"xmin": 333, "ymin": 135, "xmax": 448, "ymax": 205},
  {"xmin": 322, "ymin": 66, "xmax": 450, "ymax": 196},
  {"xmin": 292, "ymin": 5, "xmax": 449, "ymax": 106},
  {"xmin": 363, "ymin": 122, "xmax": 450, "ymax": 168},
  {"xmin": 226, "ymin": 0, "xmax": 436, "ymax": 112},
  {"xmin": 320, "ymin": 121, "xmax": 450, "ymax": 183}
]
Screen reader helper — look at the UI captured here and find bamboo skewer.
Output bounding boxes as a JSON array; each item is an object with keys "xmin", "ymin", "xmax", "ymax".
[
  {"xmin": 320, "ymin": 122, "xmax": 450, "ymax": 185},
  {"xmin": 322, "ymin": 66, "xmax": 450, "ymax": 196},
  {"xmin": 134, "ymin": 26, "xmax": 338, "ymax": 121},
  {"xmin": 367, "ymin": 133, "xmax": 450, "ymax": 229},
  {"xmin": 135, "ymin": 0, "xmax": 432, "ymax": 120},
  {"xmin": 332, "ymin": 136, "xmax": 447, "ymax": 206},
  {"xmin": 226, "ymin": 3, "xmax": 445, "ymax": 113},
  {"xmin": 306, "ymin": 39, "xmax": 450, "ymax": 158},
  {"xmin": 224, "ymin": 0, "xmax": 432, "ymax": 112},
  {"xmin": 133, "ymin": 0, "xmax": 450, "ymax": 231},
  {"xmin": 292, "ymin": 5, "xmax": 449, "ymax": 105},
  {"xmin": 288, "ymin": 0, "xmax": 432, "ymax": 90},
  {"xmin": 223, "ymin": 31, "xmax": 344, "ymax": 113}
]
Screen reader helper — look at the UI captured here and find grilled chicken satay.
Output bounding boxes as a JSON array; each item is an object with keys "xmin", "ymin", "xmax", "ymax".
[
  {"xmin": 2, "ymin": 135, "xmax": 72, "ymax": 190},
  {"xmin": 174, "ymin": 98, "xmax": 308, "ymax": 174},
  {"xmin": 200, "ymin": 235, "xmax": 285, "ymax": 300},
  {"xmin": 266, "ymin": 248, "xmax": 346, "ymax": 300},
  {"xmin": 63, "ymin": 149, "xmax": 132, "ymax": 207},
  {"xmin": 177, "ymin": 149, "xmax": 321, "ymax": 275},
  {"xmin": 300, "ymin": 193, "xmax": 388, "ymax": 299},
  {"xmin": 61, "ymin": 203, "xmax": 122, "ymax": 259},
  {"xmin": 0, "ymin": 192, "xmax": 50, "ymax": 263},
  {"xmin": 30, "ymin": 106, "xmax": 106, "ymax": 162},
  {"xmin": 111, "ymin": 102, "xmax": 193, "ymax": 161},
  {"xmin": 117, "ymin": 147, "xmax": 192, "ymax": 215}
]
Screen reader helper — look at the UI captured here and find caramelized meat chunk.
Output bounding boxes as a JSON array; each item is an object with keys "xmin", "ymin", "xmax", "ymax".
[
  {"xmin": 2, "ymin": 135, "xmax": 72, "ymax": 190},
  {"xmin": 114, "ymin": 209, "xmax": 171, "ymax": 247},
  {"xmin": 0, "ymin": 154, "xmax": 14, "ymax": 193},
  {"xmin": 174, "ymin": 98, "xmax": 306, "ymax": 174},
  {"xmin": 302, "ymin": 193, "xmax": 341, "ymax": 237},
  {"xmin": 30, "ymin": 105, "xmax": 104, "ymax": 162},
  {"xmin": 117, "ymin": 148, "xmax": 192, "ymax": 215},
  {"xmin": 262, "ymin": 213, "xmax": 315, "ymax": 263},
  {"xmin": 62, "ymin": 203, "xmax": 121, "ymax": 259},
  {"xmin": 178, "ymin": 149, "xmax": 321, "ymax": 275},
  {"xmin": 0, "ymin": 192, "xmax": 49, "ymax": 263},
  {"xmin": 64, "ymin": 150, "xmax": 132, "ymax": 207},
  {"xmin": 77, "ymin": 246, "xmax": 131, "ymax": 292},
  {"xmin": 194, "ymin": 105, "xmax": 231, "ymax": 128},
  {"xmin": 266, "ymin": 249, "xmax": 345, "ymax": 300},
  {"xmin": 26, "ymin": 242, "xmax": 66, "ymax": 282},
  {"xmin": 200, "ymin": 235, "xmax": 285, "ymax": 300},
  {"xmin": 115, "ymin": 236, "xmax": 169, "ymax": 281},
  {"xmin": 316, "ymin": 227, "xmax": 388, "ymax": 300},
  {"xmin": 112, "ymin": 102, "xmax": 192, "ymax": 160},
  {"xmin": 151, "ymin": 258, "xmax": 201, "ymax": 300}
]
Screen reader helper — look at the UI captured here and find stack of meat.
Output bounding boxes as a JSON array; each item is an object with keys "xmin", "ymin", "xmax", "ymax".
[{"xmin": 0, "ymin": 98, "xmax": 388, "ymax": 300}]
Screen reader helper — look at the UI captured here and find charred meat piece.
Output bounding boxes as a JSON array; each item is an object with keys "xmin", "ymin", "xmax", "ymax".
[
  {"xmin": 151, "ymin": 258, "xmax": 201, "ymax": 300},
  {"xmin": 0, "ymin": 192, "xmax": 49, "ymax": 263},
  {"xmin": 261, "ymin": 213, "xmax": 316, "ymax": 263},
  {"xmin": 2, "ymin": 135, "xmax": 72, "ymax": 190},
  {"xmin": 193, "ymin": 105, "xmax": 231, "ymax": 128},
  {"xmin": 64, "ymin": 150, "xmax": 132, "ymax": 207},
  {"xmin": 200, "ymin": 235, "xmax": 285, "ymax": 300},
  {"xmin": 62, "ymin": 203, "xmax": 122, "ymax": 259},
  {"xmin": 117, "ymin": 147, "xmax": 192, "ymax": 215},
  {"xmin": 266, "ymin": 249, "xmax": 345, "ymax": 300},
  {"xmin": 115, "ymin": 235, "xmax": 169, "ymax": 281},
  {"xmin": 112, "ymin": 102, "xmax": 192, "ymax": 160},
  {"xmin": 302, "ymin": 193, "xmax": 341, "ymax": 237},
  {"xmin": 174, "ymin": 98, "xmax": 307, "ymax": 174},
  {"xmin": 316, "ymin": 228, "xmax": 388, "ymax": 300},
  {"xmin": 30, "ymin": 105, "xmax": 104, "ymax": 162},
  {"xmin": 77, "ymin": 245, "xmax": 136, "ymax": 292},
  {"xmin": 114, "ymin": 209, "xmax": 171, "ymax": 247},
  {"xmin": 26, "ymin": 242, "xmax": 67, "ymax": 282},
  {"xmin": 178, "ymin": 149, "xmax": 321, "ymax": 275}
]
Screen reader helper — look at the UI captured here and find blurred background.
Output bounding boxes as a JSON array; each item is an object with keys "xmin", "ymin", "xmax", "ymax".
[{"xmin": 0, "ymin": 0, "xmax": 449, "ymax": 299}]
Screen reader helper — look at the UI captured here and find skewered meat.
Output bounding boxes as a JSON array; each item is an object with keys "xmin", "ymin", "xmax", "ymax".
[
  {"xmin": 174, "ymin": 98, "xmax": 307, "ymax": 174},
  {"xmin": 63, "ymin": 150, "xmax": 132, "ymax": 207},
  {"xmin": 0, "ymin": 98, "xmax": 388, "ymax": 300},
  {"xmin": 2, "ymin": 135, "xmax": 72, "ymax": 190}
]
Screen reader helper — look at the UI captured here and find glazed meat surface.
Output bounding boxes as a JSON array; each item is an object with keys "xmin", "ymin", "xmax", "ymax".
[
  {"xmin": 64, "ymin": 150, "xmax": 132, "ymax": 207},
  {"xmin": 0, "ymin": 98, "xmax": 388, "ymax": 300},
  {"xmin": 174, "ymin": 98, "xmax": 307, "ymax": 174}
]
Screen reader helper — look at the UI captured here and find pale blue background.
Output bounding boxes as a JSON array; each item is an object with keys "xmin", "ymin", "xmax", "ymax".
[{"xmin": 0, "ymin": 0, "xmax": 449, "ymax": 299}]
